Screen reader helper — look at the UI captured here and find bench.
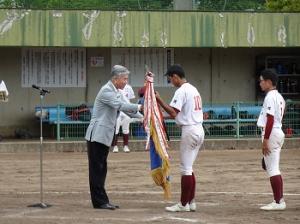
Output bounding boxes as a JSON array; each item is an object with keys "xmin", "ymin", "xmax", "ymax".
[
  {"xmin": 35, "ymin": 104, "xmax": 264, "ymax": 140},
  {"xmin": 35, "ymin": 105, "xmax": 92, "ymax": 140},
  {"xmin": 35, "ymin": 105, "xmax": 92, "ymax": 124},
  {"xmin": 202, "ymin": 104, "xmax": 262, "ymax": 137},
  {"xmin": 203, "ymin": 104, "xmax": 261, "ymax": 120}
]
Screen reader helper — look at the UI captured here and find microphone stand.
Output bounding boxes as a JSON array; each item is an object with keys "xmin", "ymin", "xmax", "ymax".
[{"xmin": 28, "ymin": 89, "xmax": 52, "ymax": 208}]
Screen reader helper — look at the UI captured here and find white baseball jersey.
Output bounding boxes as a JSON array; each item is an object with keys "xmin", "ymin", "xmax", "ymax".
[
  {"xmin": 119, "ymin": 84, "xmax": 135, "ymax": 102},
  {"xmin": 257, "ymin": 89, "xmax": 285, "ymax": 128},
  {"xmin": 116, "ymin": 84, "xmax": 135, "ymax": 134},
  {"xmin": 170, "ymin": 82, "xmax": 203, "ymax": 126}
]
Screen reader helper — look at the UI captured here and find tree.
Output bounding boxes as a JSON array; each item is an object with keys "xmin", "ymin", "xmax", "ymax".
[
  {"xmin": 0, "ymin": 0, "xmax": 173, "ymax": 10},
  {"xmin": 265, "ymin": 0, "xmax": 300, "ymax": 12},
  {"xmin": 196, "ymin": 0, "xmax": 265, "ymax": 11}
]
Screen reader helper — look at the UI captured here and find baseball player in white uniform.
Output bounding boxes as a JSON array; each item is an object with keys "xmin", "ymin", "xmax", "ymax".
[
  {"xmin": 112, "ymin": 84, "xmax": 135, "ymax": 153},
  {"xmin": 257, "ymin": 69, "xmax": 286, "ymax": 211},
  {"xmin": 156, "ymin": 64, "xmax": 205, "ymax": 212}
]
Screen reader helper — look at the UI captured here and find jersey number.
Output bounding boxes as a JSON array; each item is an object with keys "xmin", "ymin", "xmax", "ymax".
[
  {"xmin": 280, "ymin": 101, "xmax": 284, "ymax": 119},
  {"xmin": 194, "ymin": 96, "xmax": 202, "ymax": 111}
]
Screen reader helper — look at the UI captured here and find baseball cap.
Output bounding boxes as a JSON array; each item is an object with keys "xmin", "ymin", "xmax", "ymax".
[
  {"xmin": 164, "ymin": 64, "xmax": 185, "ymax": 78},
  {"xmin": 138, "ymin": 86, "xmax": 146, "ymax": 97}
]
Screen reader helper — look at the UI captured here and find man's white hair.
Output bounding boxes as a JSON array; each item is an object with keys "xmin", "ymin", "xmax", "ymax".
[{"xmin": 111, "ymin": 65, "xmax": 130, "ymax": 78}]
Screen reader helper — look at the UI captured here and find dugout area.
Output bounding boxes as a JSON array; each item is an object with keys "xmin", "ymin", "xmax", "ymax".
[
  {"xmin": 0, "ymin": 7, "xmax": 299, "ymax": 224},
  {"xmin": 1, "ymin": 47, "xmax": 300, "ymax": 139},
  {"xmin": 0, "ymin": 9, "xmax": 300, "ymax": 139}
]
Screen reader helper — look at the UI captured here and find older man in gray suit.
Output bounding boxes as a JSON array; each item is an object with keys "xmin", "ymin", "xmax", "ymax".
[{"xmin": 85, "ymin": 65, "xmax": 142, "ymax": 210}]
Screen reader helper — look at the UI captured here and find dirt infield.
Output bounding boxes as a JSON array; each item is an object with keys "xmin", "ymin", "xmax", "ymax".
[{"xmin": 0, "ymin": 148, "xmax": 299, "ymax": 224}]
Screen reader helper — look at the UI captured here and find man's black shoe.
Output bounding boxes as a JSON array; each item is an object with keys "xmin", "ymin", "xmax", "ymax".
[
  {"xmin": 108, "ymin": 203, "xmax": 119, "ymax": 209},
  {"xmin": 95, "ymin": 203, "xmax": 116, "ymax": 210}
]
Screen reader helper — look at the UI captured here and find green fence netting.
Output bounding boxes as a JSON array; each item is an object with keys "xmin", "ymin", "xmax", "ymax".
[{"xmin": 35, "ymin": 101, "xmax": 300, "ymax": 140}]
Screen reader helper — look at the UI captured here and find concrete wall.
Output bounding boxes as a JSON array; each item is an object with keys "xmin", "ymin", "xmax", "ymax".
[
  {"xmin": 0, "ymin": 47, "xmax": 112, "ymax": 136},
  {"xmin": 0, "ymin": 47, "xmax": 299, "ymax": 137},
  {"xmin": 1, "ymin": 138, "xmax": 300, "ymax": 152}
]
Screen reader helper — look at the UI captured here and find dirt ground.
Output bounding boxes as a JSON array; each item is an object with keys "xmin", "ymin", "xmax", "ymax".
[{"xmin": 0, "ymin": 148, "xmax": 299, "ymax": 224}]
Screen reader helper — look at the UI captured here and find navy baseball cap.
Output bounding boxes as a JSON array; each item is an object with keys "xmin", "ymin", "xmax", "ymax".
[
  {"xmin": 138, "ymin": 86, "xmax": 146, "ymax": 97},
  {"xmin": 164, "ymin": 64, "xmax": 185, "ymax": 78}
]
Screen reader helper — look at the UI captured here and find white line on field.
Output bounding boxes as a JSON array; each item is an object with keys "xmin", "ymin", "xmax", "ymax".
[
  {"xmin": 3, "ymin": 214, "xmax": 202, "ymax": 223},
  {"xmin": 3, "ymin": 215, "xmax": 136, "ymax": 222},
  {"xmin": 148, "ymin": 215, "xmax": 201, "ymax": 223},
  {"xmin": 4, "ymin": 190, "xmax": 299, "ymax": 196},
  {"xmin": 118, "ymin": 199, "xmax": 220, "ymax": 206},
  {"xmin": 3, "ymin": 208, "xmax": 44, "ymax": 218}
]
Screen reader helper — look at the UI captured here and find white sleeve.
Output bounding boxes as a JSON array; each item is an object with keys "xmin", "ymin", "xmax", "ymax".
[
  {"xmin": 127, "ymin": 86, "xmax": 135, "ymax": 100},
  {"xmin": 265, "ymin": 95, "xmax": 275, "ymax": 116},
  {"xmin": 170, "ymin": 89, "xmax": 185, "ymax": 112}
]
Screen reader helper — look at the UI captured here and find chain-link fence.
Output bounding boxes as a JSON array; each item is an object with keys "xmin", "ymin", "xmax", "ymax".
[
  {"xmin": 36, "ymin": 101, "xmax": 300, "ymax": 140},
  {"xmin": 0, "ymin": 0, "xmax": 267, "ymax": 11},
  {"xmin": 284, "ymin": 100, "xmax": 300, "ymax": 137}
]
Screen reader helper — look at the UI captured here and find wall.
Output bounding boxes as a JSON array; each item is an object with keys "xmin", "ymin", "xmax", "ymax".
[
  {"xmin": 211, "ymin": 48, "xmax": 256, "ymax": 102},
  {"xmin": 1, "ymin": 10, "xmax": 300, "ymax": 48},
  {"xmin": 0, "ymin": 47, "xmax": 299, "ymax": 137},
  {"xmin": 0, "ymin": 47, "xmax": 111, "ymax": 136}
]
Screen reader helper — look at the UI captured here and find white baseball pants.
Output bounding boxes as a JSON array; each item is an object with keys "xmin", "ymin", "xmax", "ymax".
[
  {"xmin": 115, "ymin": 112, "xmax": 131, "ymax": 135},
  {"xmin": 262, "ymin": 128, "xmax": 285, "ymax": 177},
  {"xmin": 180, "ymin": 124, "xmax": 205, "ymax": 175}
]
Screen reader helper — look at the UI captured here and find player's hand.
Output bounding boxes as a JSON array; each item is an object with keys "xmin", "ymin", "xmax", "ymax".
[
  {"xmin": 139, "ymin": 104, "xmax": 144, "ymax": 112},
  {"xmin": 262, "ymin": 139, "xmax": 270, "ymax": 156},
  {"xmin": 146, "ymin": 71, "xmax": 154, "ymax": 77},
  {"xmin": 155, "ymin": 91, "xmax": 160, "ymax": 99},
  {"xmin": 155, "ymin": 91, "xmax": 162, "ymax": 104}
]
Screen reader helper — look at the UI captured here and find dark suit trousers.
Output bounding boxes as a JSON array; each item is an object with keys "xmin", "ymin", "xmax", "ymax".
[{"xmin": 87, "ymin": 141, "xmax": 110, "ymax": 207}]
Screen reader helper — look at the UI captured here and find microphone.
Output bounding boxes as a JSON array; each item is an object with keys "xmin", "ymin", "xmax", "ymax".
[{"xmin": 32, "ymin": 85, "xmax": 51, "ymax": 94}]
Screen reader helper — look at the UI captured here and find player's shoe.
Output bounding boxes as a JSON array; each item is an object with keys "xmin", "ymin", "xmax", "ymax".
[
  {"xmin": 189, "ymin": 201, "xmax": 196, "ymax": 211},
  {"xmin": 123, "ymin": 145, "xmax": 130, "ymax": 153},
  {"xmin": 260, "ymin": 199, "xmax": 286, "ymax": 211},
  {"xmin": 165, "ymin": 202, "xmax": 190, "ymax": 212},
  {"xmin": 112, "ymin": 146, "xmax": 119, "ymax": 153}
]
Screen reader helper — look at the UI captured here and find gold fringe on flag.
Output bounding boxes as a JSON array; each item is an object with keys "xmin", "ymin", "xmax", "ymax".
[{"xmin": 151, "ymin": 167, "xmax": 171, "ymax": 199}]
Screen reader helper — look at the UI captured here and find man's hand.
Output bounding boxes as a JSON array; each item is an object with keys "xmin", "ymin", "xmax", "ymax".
[
  {"xmin": 140, "ymin": 105, "xmax": 144, "ymax": 113},
  {"xmin": 138, "ymin": 104, "xmax": 144, "ymax": 112},
  {"xmin": 146, "ymin": 71, "xmax": 154, "ymax": 77},
  {"xmin": 262, "ymin": 139, "xmax": 270, "ymax": 156}
]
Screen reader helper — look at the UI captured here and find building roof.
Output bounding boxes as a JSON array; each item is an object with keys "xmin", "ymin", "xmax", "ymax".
[{"xmin": 0, "ymin": 9, "xmax": 299, "ymax": 47}]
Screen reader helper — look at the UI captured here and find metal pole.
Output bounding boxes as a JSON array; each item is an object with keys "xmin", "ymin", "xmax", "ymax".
[
  {"xmin": 236, "ymin": 102, "xmax": 240, "ymax": 139},
  {"xmin": 28, "ymin": 90, "xmax": 51, "ymax": 208},
  {"xmin": 39, "ymin": 93, "xmax": 51, "ymax": 208},
  {"xmin": 57, "ymin": 104, "xmax": 61, "ymax": 141},
  {"xmin": 40, "ymin": 94, "xmax": 44, "ymax": 206}
]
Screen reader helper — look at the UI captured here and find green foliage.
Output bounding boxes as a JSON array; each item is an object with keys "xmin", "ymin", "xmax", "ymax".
[
  {"xmin": 0, "ymin": 0, "xmax": 173, "ymax": 10},
  {"xmin": 265, "ymin": 0, "xmax": 300, "ymax": 11},
  {"xmin": 3, "ymin": 0, "xmax": 298, "ymax": 12},
  {"xmin": 197, "ymin": 0, "xmax": 266, "ymax": 11}
]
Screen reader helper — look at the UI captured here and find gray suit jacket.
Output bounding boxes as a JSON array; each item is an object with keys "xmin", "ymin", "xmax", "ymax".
[{"xmin": 85, "ymin": 81, "xmax": 140, "ymax": 146}]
